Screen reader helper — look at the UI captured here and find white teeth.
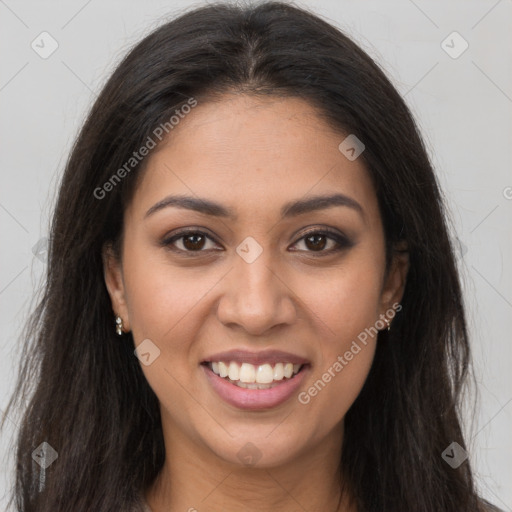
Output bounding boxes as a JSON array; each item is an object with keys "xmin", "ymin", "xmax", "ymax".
[
  {"xmin": 273, "ymin": 363, "xmax": 284, "ymax": 380},
  {"xmin": 209, "ymin": 360, "xmax": 303, "ymax": 384},
  {"xmin": 239, "ymin": 363, "xmax": 256, "ymax": 383},
  {"xmin": 218, "ymin": 361, "xmax": 228, "ymax": 378},
  {"xmin": 257, "ymin": 364, "xmax": 274, "ymax": 384},
  {"xmin": 283, "ymin": 363, "xmax": 293, "ymax": 378},
  {"xmin": 228, "ymin": 361, "xmax": 239, "ymax": 381}
]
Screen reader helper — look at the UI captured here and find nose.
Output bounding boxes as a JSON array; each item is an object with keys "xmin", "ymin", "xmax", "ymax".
[{"xmin": 216, "ymin": 246, "xmax": 297, "ymax": 337}]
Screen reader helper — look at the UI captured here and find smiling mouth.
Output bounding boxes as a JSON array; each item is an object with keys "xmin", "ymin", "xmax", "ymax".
[{"xmin": 202, "ymin": 361, "xmax": 305, "ymax": 389}]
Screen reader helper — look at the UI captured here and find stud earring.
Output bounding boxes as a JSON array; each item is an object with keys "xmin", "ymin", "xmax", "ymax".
[
  {"xmin": 115, "ymin": 316, "xmax": 123, "ymax": 336},
  {"xmin": 383, "ymin": 317, "xmax": 391, "ymax": 331}
]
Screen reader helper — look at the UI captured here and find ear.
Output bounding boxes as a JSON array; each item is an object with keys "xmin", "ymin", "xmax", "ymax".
[
  {"xmin": 378, "ymin": 242, "xmax": 409, "ymax": 320},
  {"xmin": 102, "ymin": 243, "xmax": 131, "ymax": 333}
]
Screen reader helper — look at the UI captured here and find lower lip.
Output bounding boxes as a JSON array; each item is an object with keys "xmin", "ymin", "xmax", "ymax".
[{"xmin": 202, "ymin": 364, "xmax": 309, "ymax": 411}]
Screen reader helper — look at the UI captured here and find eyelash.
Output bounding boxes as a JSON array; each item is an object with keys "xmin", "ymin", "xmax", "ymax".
[{"xmin": 161, "ymin": 227, "xmax": 353, "ymax": 256}]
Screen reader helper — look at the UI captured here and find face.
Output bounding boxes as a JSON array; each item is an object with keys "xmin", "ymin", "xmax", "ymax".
[{"xmin": 104, "ymin": 94, "xmax": 408, "ymax": 469}]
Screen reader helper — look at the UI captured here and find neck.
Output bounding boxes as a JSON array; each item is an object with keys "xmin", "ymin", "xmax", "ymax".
[{"xmin": 145, "ymin": 420, "xmax": 356, "ymax": 512}]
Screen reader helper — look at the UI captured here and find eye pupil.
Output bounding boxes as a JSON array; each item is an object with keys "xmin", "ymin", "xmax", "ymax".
[
  {"xmin": 183, "ymin": 233, "xmax": 205, "ymax": 250},
  {"xmin": 305, "ymin": 234, "xmax": 327, "ymax": 251}
]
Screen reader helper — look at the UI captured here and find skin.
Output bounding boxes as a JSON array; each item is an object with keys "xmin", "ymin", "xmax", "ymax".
[{"xmin": 104, "ymin": 94, "xmax": 409, "ymax": 511}]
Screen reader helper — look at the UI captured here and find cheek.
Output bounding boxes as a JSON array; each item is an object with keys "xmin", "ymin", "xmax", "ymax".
[
  {"xmin": 122, "ymin": 243, "xmax": 215, "ymax": 344},
  {"xmin": 309, "ymin": 255, "xmax": 384, "ymax": 342},
  {"xmin": 297, "ymin": 278, "xmax": 379, "ymax": 429},
  {"xmin": 297, "ymin": 341, "xmax": 376, "ymax": 437},
  {"xmin": 120, "ymin": 242, "xmax": 234, "ymax": 396},
  {"xmin": 120, "ymin": 247, "xmax": 213, "ymax": 414},
  {"xmin": 294, "ymin": 254, "xmax": 382, "ymax": 423}
]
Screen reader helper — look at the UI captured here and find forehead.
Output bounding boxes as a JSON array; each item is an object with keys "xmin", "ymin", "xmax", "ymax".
[{"xmin": 128, "ymin": 94, "xmax": 379, "ymax": 224}]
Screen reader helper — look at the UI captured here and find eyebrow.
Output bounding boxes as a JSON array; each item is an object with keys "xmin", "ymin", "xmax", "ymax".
[{"xmin": 144, "ymin": 193, "xmax": 364, "ymax": 220}]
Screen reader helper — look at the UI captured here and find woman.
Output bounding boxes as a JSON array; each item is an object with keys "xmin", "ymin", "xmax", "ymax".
[{"xmin": 1, "ymin": 1, "xmax": 503, "ymax": 511}]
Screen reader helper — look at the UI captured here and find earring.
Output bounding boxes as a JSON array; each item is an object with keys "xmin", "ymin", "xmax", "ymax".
[
  {"xmin": 115, "ymin": 316, "xmax": 123, "ymax": 336},
  {"xmin": 383, "ymin": 317, "xmax": 391, "ymax": 331}
]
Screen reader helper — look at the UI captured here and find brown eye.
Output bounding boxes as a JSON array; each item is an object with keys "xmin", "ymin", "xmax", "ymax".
[
  {"xmin": 182, "ymin": 233, "xmax": 206, "ymax": 251},
  {"xmin": 304, "ymin": 233, "xmax": 328, "ymax": 251},
  {"xmin": 291, "ymin": 228, "xmax": 353, "ymax": 255},
  {"xmin": 162, "ymin": 230, "xmax": 220, "ymax": 254}
]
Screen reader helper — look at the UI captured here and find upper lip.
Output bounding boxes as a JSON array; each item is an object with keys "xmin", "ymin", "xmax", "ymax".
[{"xmin": 202, "ymin": 349, "xmax": 310, "ymax": 366}]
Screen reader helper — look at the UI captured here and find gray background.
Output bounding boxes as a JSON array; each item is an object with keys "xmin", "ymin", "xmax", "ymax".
[{"xmin": 1, "ymin": 0, "xmax": 511, "ymax": 509}]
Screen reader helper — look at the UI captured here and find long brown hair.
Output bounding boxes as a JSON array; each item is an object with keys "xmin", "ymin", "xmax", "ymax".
[{"xmin": 2, "ymin": 2, "xmax": 491, "ymax": 510}]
